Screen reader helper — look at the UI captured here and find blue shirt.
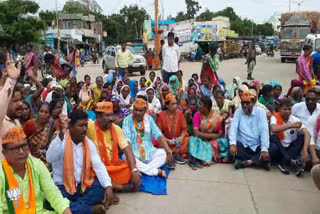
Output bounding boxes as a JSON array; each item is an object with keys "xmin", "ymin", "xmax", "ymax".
[
  {"xmin": 229, "ymin": 106, "xmax": 270, "ymax": 152},
  {"xmin": 123, "ymin": 114, "xmax": 163, "ymax": 161},
  {"xmin": 312, "ymin": 51, "xmax": 320, "ymax": 75}
]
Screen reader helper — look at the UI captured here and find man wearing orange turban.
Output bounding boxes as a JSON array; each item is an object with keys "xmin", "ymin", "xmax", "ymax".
[
  {"xmin": 0, "ymin": 126, "xmax": 72, "ymax": 214},
  {"xmin": 122, "ymin": 97, "xmax": 173, "ymax": 178},
  {"xmin": 229, "ymin": 90, "xmax": 278, "ymax": 171},
  {"xmin": 86, "ymin": 102, "xmax": 141, "ymax": 192}
]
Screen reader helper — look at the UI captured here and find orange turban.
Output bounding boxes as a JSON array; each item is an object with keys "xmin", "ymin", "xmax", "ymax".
[
  {"xmin": 2, "ymin": 126, "xmax": 26, "ymax": 144},
  {"xmin": 165, "ymin": 93, "xmax": 176, "ymax": 103},
  {"xmin": 240, "ymin": 90, "xmax": 255, "ymax": 102},
  {"xmin": 96, "ymin": 101, "xmax": 113, "ymax": 113},
  {"xmin": 134, "ymin": 98, "xmax": 147, "ymax": 108}
]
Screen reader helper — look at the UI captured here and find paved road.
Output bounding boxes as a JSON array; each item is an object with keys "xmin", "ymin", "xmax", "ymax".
[{"xmin": 77, "ymin": 53, "xmax": 320, "ymax": 214}]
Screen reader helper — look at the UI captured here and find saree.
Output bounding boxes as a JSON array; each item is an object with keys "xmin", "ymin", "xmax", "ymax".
[
  {"xmin": 297, "ymin": 56, "xmax": 315, "ymax": 94},
  {"xmin": 23, "ymin": 120, "xmax": 51, "ymax": 162},
  {"xmin": 156, "ymin": 110, "xmax": 189, "ymax": 157},
  {"xmin": 200, "ymin": 54, "xmax": 219, "ymax": 85},
  {"xmin": 189, "ymin": 110, "xmax": 229, "ymax": 164}
]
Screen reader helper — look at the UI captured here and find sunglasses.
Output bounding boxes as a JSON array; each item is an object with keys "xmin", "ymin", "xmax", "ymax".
[{"xmin": 4, "ymin": 143, "xmax": 29, "ymax": 153}]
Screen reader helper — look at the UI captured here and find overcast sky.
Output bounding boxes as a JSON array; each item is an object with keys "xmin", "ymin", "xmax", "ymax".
[{"xmin": 37, "ymin": 0, "xmax": 320, "ymax": 23}]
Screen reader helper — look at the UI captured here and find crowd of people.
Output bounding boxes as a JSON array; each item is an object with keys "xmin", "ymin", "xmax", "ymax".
[{"xmin": 0, "ymin": 30, "xmax": 320, "ymax": 214}]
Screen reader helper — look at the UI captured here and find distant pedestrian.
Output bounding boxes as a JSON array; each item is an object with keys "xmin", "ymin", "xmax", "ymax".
[
  {"xmin": 24, "ymin": 44, "xmax": 38, "ymax": 77},
  {"xmin": 115, "ymin": 42, "xmax": 134, "ymax": 79},
  {"xmin": 201, "ymin": 45, "xmax": 219, "ymax": 85},
  {"xmin": 162, "ymin": 32, "xmax": 180, "ymax": 83},
  {"xmin": 246, "ymin": 43, "xmax": 256, "ymax": 80}
]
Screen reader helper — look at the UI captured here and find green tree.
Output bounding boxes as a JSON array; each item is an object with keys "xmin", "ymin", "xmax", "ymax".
[
  {"xmin": 214, "ymin": 7, "xmax": 239, "ymax": 22},
  {"xmin": 39, "ymin": 10, "xmax": 56, "ymax": 27},
  {"xmin": 119, "ymin": 4, "xmax": 149, "ymax": 40},
  {"xmin": 0, "ymin": 0, "xmax": 45, "ymax": 44},
  {"xmin": 197, "ymin": 8, "xmax": 215, "ymax": 21},
  {"xmin": 175, "ymin": 11, "xmax": 187, "ymax": 22},
  {"xmin": 62, "ymin": 0, "xmax": 88, "ymax": 14},
  {"xmin": 102, "ymin": 18, "xmax": 121, "ymax": 45},
  {"xmin": 185, "ymin": 0, "xmax": 201, "ymax": 19},
  {"xmin": 257, "ymin": 23, "xmax": 274, "ymax": 36}
]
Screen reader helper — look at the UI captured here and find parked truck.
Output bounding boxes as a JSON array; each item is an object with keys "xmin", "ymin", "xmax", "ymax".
[{"xmin": 279, "ymin": 11, "xmax": 320, "ymax": 63}]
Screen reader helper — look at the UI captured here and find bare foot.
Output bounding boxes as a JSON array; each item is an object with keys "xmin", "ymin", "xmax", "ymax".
[
  {"xmin": 157, "ymin": 169, "xmax": 167, "ymax": 178},
  {"xmin": 92, "ymin": 204, "xmax": 106, "ymax": 214},
  {"xmin": 112, "ymin": 195, "xmax": 120, "ymax": 205},
  {"xmin": 104, "ymin": 195, "xmax": 120, "ymax": 210}
]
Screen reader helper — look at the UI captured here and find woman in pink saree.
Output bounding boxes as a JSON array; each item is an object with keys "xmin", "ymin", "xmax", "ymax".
[
  {"xmin": 24, "ymin": 44, "xmax": 38, "ymax": 77},
  {"xmin": 296, "ymin": 45, "xmax": 315, "ymax": 95}
]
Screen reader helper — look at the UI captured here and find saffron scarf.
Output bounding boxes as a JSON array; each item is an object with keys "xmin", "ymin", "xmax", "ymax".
[
  {"xmin": 2, "ymin": 159, "xmax": 36, "ymax": 214},
  {"xmin": 94, "ymin": 121, "xmax": 119, "ymax": 166},
  {"xmin": 94, "ymin": 121, "xmax": 131, "ymax": 184},
  {"xmin": 273, "ymin": 112, "xmax": 285, "ymax": 140},
  {"xmin": 133, "ymin": 117, "xmax": 146, "ymax": 161},
  {"xmin": 63, "ymin": 131, "xmax": 95, "ymax": 194}
]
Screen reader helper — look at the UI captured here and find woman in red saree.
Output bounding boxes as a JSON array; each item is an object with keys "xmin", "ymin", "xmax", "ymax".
[
  {"xmin": 156, "ymin": 93, "xmax": 189, "ymax": 167},
  {"xmin": 200, "ymin": 45, "xmax": 219, "ymax": 85},
  {"xmin": 23, "ymin": 102, "xmax": 52, "ymax": 163}
]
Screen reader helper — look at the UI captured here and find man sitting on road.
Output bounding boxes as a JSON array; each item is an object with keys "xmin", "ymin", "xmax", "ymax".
[
  {"xmin": 0, "ymin": 126, "xmax": 72, "ymax": 214},
  {"xmin": 229, "ymin": 90, "xmax": 277, "ymax": 170},
  {"xmin": 292, "ymin": 88, "xmax": 320, "ymax": 125},
  {"xmin": 87, "ymin": 101, "xmax": 141, "ymax": 192},
  {"xmin": 122, "ymin": 98, "xmax": 173, "ymax": 178},
  {"xmin": 270, "ymin": 99, "xmax": 310, "ymax": 176},
  {"xmin": 47, "ymin": 110, "xmax": 116, "ymax": 214}
]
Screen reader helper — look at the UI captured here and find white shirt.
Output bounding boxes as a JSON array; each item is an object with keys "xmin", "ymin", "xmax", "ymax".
[
  {"xmin": 306, "ymin": 112, "xmax": 320, "ymax": 150},
  {"xmin": 46, "ymin": 135, "xmax": 112, "ymax": 188},
  {"xmin": 270, "ymin": 115, "xmax": 303, "ymax": 147},
  {"xmin": 162, "ymin": 44, "xmax": 180, "ymax": 73},
  {"xmin": 292, "ymin": 102, "xmax": 320, "ymax": 125}
]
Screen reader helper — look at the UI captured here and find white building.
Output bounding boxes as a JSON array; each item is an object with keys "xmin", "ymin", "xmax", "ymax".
[{"xmin": 268, "ymin": 13, "xmax": 281, "ymax": 32}]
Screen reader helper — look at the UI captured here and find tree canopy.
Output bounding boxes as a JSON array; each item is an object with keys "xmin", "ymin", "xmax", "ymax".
[
  {"xmin": 195, "ymin": 7, "xmax": 274, "ymax": 36},
  {"xmin": 0, "ymin": 0, "xmax": 45, "ymax": 44}
]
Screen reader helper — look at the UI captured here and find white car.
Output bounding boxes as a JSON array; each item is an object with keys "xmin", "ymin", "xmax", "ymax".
[
  {"xmin": 255, "ymin": 45, "xmax": 262, "ymax": 55},
  {"xmin": 102, "ymin": 45, "xmax": 146, "ymax": 75}
]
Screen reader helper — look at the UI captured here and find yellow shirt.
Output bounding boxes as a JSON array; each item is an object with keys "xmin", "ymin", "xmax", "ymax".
[
  {"xmin": 115, "ymin": 49, "xmax": 134, "ymax": 68},
  {"xmin": 86, "ymin": 122, "xmax": 129, "ymax": 161}
]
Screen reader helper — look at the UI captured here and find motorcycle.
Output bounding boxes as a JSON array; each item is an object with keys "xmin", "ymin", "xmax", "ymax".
[{"xmin": 266, "ymin": 50, "xmax": 274, "ymax": 57}]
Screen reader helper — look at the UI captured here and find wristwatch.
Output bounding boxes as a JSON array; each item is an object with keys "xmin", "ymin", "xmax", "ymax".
[
  {"xmin": 131, "ymin": 168, "xmax": 138, "ymax": 173},
  {"xmin": 166, "ymin": 151, "xmax": 173, "ymax": 155}
]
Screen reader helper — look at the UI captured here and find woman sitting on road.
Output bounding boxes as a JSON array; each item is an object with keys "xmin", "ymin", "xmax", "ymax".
[
  {"xmin": 120, "ymin": 85, "xmax": 132, "ymax": 108},
  {"xmin": 20, "ymin": 101, "xmax": 33, "ymax": 126},
  {"xmin": 258, "ymin": 84, "xmax": 275, "ymax": 112},
  {"xmin": 23, "ymin": 102, "xmax": 52, "ymax": 163},
  {"xmin": 156, "ymin": 93, "xmax": 189, "ymax": 169},
  {"xmin": 188, "ymin": 96, "xmax": 229, "ymax": 170}
]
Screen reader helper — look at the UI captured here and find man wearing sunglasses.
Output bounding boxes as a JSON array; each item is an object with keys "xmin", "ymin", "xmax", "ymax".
[
  {"xmin": 292, "ymin": 88, "xmax": 320, "ymax": 126},
  {"xmin": 0, "ymin": 126, "xmax": 72, "ymax": 214}
]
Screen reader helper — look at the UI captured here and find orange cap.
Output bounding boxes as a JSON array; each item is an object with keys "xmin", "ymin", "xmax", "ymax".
[
  {"xmin": 2, "ymin": 126, "xmax": 26, "ymax": 144},
  {"xmin": 240, "ymin": 90, "xmax": 255, "ymax": 102},
  {"xmin": 96, "ymin": 101, "xmax": 113, "ymax": 113},
  {"xmin": 134, "ymin": 98, "xmax": 147, "ymax": 108}
]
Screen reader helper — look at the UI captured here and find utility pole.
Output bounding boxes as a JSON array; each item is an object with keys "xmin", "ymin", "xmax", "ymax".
[
  {"xmin": 153, "ymin": 0, "xmax": 160, "ymax": 70},
  {"xmin": 293, "ymin": 0, "xmax": 304, "ymax": 11},
  {"xmin": 289, "ymin": 0, "xmax": 292, "ymax": 12},
  {"xmin": 56, "ymin": 0, "xmax": 60, "ymax": 54}
]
